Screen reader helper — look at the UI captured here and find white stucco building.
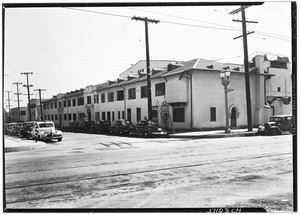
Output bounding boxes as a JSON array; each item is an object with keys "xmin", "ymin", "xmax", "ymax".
[{"xmin": 42, "ymin": 54, "xmax": 292, "ymax": 131}]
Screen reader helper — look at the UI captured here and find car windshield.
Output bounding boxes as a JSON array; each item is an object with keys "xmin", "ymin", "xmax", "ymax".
[
  {"xmin": 39, "ymin": 123, "xmax": 54, "ymax": 128},
  {"xmin": 270, "ymin": 117, "xmax": 281, "ymax": 122}
]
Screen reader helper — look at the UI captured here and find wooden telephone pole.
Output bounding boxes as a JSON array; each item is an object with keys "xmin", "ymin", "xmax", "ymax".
[
  {"xmin": 21, "ymin": 72, "xmax": 33, "ymax": 121},
  {"xmin": 230, "ymin": 6, "xmax": 257, "ymax": 132},
  {"xmin": 132, "ymin": 16, "xmax": 159, "ymax": 120},
  {"xmin": 34, "ymin": 88, "xmax": 47, "ymax": 121},
  {"xmin": 5, "ymin": 91, "xmax": 12, "ymax": 123},
  {"xmin": 13, "ymin": 82, "xmax": 23, "ymax": 122}
]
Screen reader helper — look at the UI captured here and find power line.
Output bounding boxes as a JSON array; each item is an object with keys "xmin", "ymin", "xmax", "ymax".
[
  {"xmin": 13, "ymin": 82, "xmax": 23, "ymax": 122},
  {"xmin": 63, "ymin": 7, "xmax": 290, "ymax": 42},
  {"xmin": 21, "ymin": 72, "xmax": 33, "ymax": 121}
]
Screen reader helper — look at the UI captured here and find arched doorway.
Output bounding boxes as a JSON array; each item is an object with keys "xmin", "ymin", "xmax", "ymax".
[{"xmin": 231, "ymin": 107, "xmax": 237, "ymax": 128}]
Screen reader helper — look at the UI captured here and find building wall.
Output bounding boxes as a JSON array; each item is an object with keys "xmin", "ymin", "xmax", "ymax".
[{"xmin": 41, "ymin": 55, "xmax": 292, "ymax": 131}]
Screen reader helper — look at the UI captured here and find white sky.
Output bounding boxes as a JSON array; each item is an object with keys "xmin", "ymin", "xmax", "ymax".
[{"xmin": 2, "ymin": 1, "xmax": 292, "ymax": 109}]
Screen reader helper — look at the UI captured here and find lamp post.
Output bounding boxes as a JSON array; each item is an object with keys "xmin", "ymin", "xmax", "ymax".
[{"xmin": 220, "ymin": 70, "xmax": 231, "ymax": 134}]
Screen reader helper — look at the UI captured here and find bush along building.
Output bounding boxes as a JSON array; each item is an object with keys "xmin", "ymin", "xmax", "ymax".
[{"xmin": 42, "ymin": 55, "xmax": 292, "ymax": 131}]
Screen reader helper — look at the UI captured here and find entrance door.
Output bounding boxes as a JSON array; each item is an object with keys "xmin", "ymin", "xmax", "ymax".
[
  {"xmin": 231, "ymin": 107, "xmax": 237, "ymax": 128},
  {"xmin": 87, "ymin": 110, "xmax": 91, "ymax": 122}
]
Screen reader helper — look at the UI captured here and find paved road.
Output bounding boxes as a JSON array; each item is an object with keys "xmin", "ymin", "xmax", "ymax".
[{"xmin": 4, "ymin": 133, "xmax": 293, "ymax": 211}]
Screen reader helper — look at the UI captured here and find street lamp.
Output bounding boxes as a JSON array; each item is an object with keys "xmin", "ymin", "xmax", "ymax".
[{"xmin": 220, "ymin": 69, "xmax": 231, "ymax": 133}]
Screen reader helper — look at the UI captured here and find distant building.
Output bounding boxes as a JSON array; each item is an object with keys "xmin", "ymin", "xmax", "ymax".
[
  {"xmin": 10, "ymin": 107, "xmax": 28, "ymax": 122},
  {"xmin": 42, "ymin": 55, "xmax": 292, "ymax": 131}
]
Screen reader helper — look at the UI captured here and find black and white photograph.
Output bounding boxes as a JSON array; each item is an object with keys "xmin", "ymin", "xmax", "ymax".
[{"xmin": 2, "ymin": 1, "xmax": 296, "ymax": 212}]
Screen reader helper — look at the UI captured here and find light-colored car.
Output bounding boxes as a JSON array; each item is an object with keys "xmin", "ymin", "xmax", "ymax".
[{"xmin": 32, "ymin": 121, "xmax": 63, "ymax": 142}]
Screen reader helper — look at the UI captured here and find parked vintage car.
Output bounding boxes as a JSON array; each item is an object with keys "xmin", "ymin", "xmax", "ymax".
[
  {"xmin": 67, "ymin": 121, "xmax": 80, "ymax": 132},
  {"xmin": 130, "ymin": 120, "xmax": 167, "ymax": 137},
  {"xmin": 257, "ymin": 115, "xmax": 292, "ymax": 136},
  {"xmin": 20, "ymin": 121, "xmax": 36, "ymax": 139},
  {"xmin": 93, "ymin": 120, "xmax": 111, "ymax": 134},
  {"xmin": 31, "ymin": 121, "xmax": 63, "ymax": 142},
  {"xmin": 110, "ymin": 119, "xmax": 135, "ymax": 136}
]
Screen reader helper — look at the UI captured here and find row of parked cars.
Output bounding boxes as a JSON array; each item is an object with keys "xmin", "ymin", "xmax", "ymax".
[
  {"xmin": 4, "ymin": 119, "xmax": 168, "ymax": 142},
  {"xmin": 64, "ymin": 119, "xmax": 168, "ymax": 137},
  {"xmin": 4, "ymin": 121, "xmax": 63, "ymax": 142}
]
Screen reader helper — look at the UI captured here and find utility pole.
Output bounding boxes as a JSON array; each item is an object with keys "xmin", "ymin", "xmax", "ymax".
[
  {"xmin": 230, "ymin": 5, "xmax": 257, "ymax": 132},
  {"xmin": 13, "ymin": 82, "xmax": 23, "ymax": 122},
  {"xmin": 5, "ymin": 91, "xmax": 12, "ymax": 123},
  {"xmin": 34, "ymin": 88, "xmax": 47, "ymax": 121},
  {"xmin": 132, "ymin": 16, "xmax": 159, "ymax": 120},
  {"xmin": 21, "ymin": 72, "xmax": 33, "ymax": 121}
]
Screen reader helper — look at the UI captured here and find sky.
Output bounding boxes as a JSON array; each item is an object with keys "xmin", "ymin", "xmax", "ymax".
[{"xmin": 2, "ymin": 1, "xmax": 292, "ymax": 110}]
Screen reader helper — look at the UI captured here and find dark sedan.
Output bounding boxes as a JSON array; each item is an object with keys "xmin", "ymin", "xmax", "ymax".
[
  {"xmin": 130, "ymin": 120, "xmax": 167, "ymax": 137},
  {"xmin": 110, "ymin": 119, "xmax": 135, "ymax": 136}
]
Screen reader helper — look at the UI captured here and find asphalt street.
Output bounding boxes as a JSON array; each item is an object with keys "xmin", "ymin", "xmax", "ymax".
[{"xmin": 4, "ymin": 132, "xmax": 293, "ymax": 211}]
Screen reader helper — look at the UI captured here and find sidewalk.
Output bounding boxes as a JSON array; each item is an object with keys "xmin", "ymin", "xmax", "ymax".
[
  {"xmin": 168, "ymin": 128, "xmax": 258, "ymax": 139},
  {"xmin": 4, "ymin": 136, "xmax": 46, "ymax": 153},
  {"xmin": 4, "ymin": 129, "xmax": 258, "ymax": 153}
]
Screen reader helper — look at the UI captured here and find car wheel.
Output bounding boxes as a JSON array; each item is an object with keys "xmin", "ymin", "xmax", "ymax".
[
  {"xmin": 58, "ymin": 138, "xmax": 62, "ymax": 142},
  {"xmin": 270, "ymin": 129, "xmax": 278, "ymax": 136}
]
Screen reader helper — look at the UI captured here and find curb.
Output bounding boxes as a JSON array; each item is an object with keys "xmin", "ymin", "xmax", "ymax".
[
  {"xmin": 5, "ymin": 142, "xmax": 47, "ymax": 153},
  {"xmin": 167, "ymin": 132, "xmax": 257, "ymax": 139}
]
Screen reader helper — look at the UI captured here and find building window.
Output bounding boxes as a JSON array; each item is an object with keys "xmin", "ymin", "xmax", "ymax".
[
  {"xmin": 59, "ymin": 101, "xmax": 61, "ymax": 108},
  {"xmin": 112, "ymin": 111, "xmax": 115, "ymax": 121},
  {"xmin": 108, "ymin": 92, "xmax": 114, "ymax": 102},
  {"xmin": 122, "ymin": 111, "xmax": 124, "ymax": 119},
  {"xmin": 20, "ymin": 111, "xmax": 26, "ymax": 115},
  {"xmin": 127, "ymin": 108, "xmax": 131, "ymax": 121},
  {"xmin": 277, "ymin": 87, "xmax": 281, "ymax": 92},
  {"xmin": 117, "ymin": 90, "xmax": 124, "ymax": 101},
  {"xmin": 44, "ymin": 115, "xmax": 47, "ymax": 120},
  {"xmin": 78, "ymin": 113, "xmax": 85, "ymax": 121},
  {"xmin": 137, "ymin": 108, "xmax": 141, "ymax": 121},
  {"xmin": 48, "ymin": 115, "xmax": 50, "ymax": 120},
  {"xmin": 63, "ymin": 101, "xmax": 66, "ymax": 107},
  {"xmin": 94, "ymin": 94, "xmax": 99, "ymax": 103},
  {"xmin": 102, "ymin": 112, "xmax": 106, "ymax": 121},
  {"xmin": 155, "ymin": 82, "xmax": 165, "ymax": 96},
  {"xmin": 118, "ymin": 111, "xmax": 121, "ymax": 119},
  {"xmin": 68, "ymin": 100, "xmax": 71, "ymax": 107},
  {"xmin": 210, "ymin": 107, "xmax": 216, "ymax": 122},
  {"xmin": 51, "ymin": 115, "xmax": 53, "ymax": 120},
  {"xmin": 73, "ymin": 113, "xmax": 77, "ymax": 121},
  {"xmin": 141, "ymin": 86, "xmax": 147, "ymax": 98},
  {"xmin": 54, "ymin": 102, "xmax": 57, "ymax": 109},
  {"xmin": 72, "ymin": 99, "xmax": 76, "ymax": 106},
  {"xmin": 55, "ymin": 114, "xmax": 58, "ymax": 120},
  {"xmin": 101, "ymin": 93, "xmax": 105, "ymax": 103},
  {"xmin": 77, "ymin": 97, "xmax": 84, "ymax": 106},
  {"xmin": 64, "ymin": 114, "xmax": 67, "ymax": 121},
  {"xmin": 128, "ymin": 88, "xmax": 136, "ymax": 100},
  {"xmin": 47, "ymin": 104, "xmax": 50, "ymax": 109},
  {"xmin": 68, "ymin": 113, "xmax": 72, "ymax": 121},
  {"xmin": 87, "ymin": 96, "xmax": 92, "ymax": 104},
  {"xmin": 107, "ymin": 112, "xmax": 111, "ymax": 121},
  {"xmin": 51, "ymin": 103, "xmax": 53, "ymax": 109},
  {"xmin": 95, "ymin": 112, "xmax": 100, "ymax": 121},
  {"xmin": 173, "ymin": 108, "xmax": 185, "ymax": 122}
]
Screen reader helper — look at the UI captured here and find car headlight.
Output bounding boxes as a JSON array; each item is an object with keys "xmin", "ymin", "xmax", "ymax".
[
  {"xmin": 157, "ymin": 128, "xmax": 162, "ymax": 131},
  {"xmin": 55, "ymin": 130, "xmax": 62, "ymax": 135}
]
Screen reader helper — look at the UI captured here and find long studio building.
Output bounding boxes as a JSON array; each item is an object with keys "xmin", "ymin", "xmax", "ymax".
[{"xmin": 42, "ymin": 55, "xmax": 292, "ymax": 131}]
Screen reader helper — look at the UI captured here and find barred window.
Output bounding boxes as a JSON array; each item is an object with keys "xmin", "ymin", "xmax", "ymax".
[
  {"xmin": 128, "ymin": 88, "xmax": 136, "ymax": 100},
  {"xmin": 173, "ymin": 108, "xmax": 185, "ymax": 122},
  {"xmin": 117, "ymin": 90, "xmax": 124, "ymax": 101},
  {"xmin": 210, "ymin": 107, "xmax": 216, "ymax": 122},
  {"xmin": 87, "ymin": 96, "xmax": 92, "ymax": 104},
  {"xmin": 101, "ymin": 93, "xmax": 105, "ymax": 103},
  {"xmin": 155, "ymin": 82, "xmax": 165, "ymax": 96},
  {"xmin": 141, "ymin": 86, "xmax": 147, "ymax": 98},
  {"xmin": 72, "ymin": 99, "xmax": 76, "ymax": 106},
  {"xmin": 108, "ymin": 92, "xmax": 114, "ymax": 102},
  {"xmin": 77, "ymin": 97, "xmax": 84, "ymax": 106}
]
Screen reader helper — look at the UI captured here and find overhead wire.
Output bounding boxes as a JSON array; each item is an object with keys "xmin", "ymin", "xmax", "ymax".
[{"xmin": 63, "ymin": 7, "xmax": 290, "ymax": 42}]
